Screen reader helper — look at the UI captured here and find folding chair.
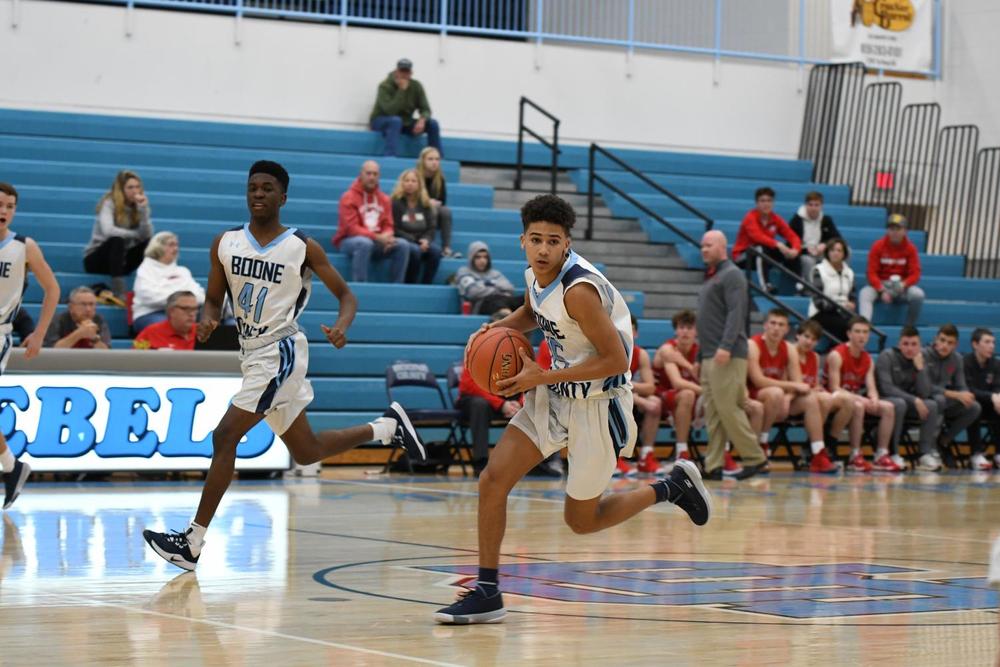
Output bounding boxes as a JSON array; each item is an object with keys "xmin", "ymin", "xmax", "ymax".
[
  {"xmin": 770, "ymin": 417, "xmax": 810, "ymax": 470},
  {"xmin": 383, "ymin": 360, "xmax": 466, "ymax": 475}
]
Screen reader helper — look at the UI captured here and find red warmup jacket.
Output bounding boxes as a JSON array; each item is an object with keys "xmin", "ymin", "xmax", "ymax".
[
  {"xmin": 331, "ymin": 178, "xmax": 394, "ymax": 248},
  {"xmin": 866, "ymin": 235, "xmax": 921, "ymax": 291},
  {"xmin": 458, "ymin": 366, "xmax": 506, "ymax": 410},
  {"xmin": 731, "ymin": 210, "xmax": 801, "ymax": 262}
]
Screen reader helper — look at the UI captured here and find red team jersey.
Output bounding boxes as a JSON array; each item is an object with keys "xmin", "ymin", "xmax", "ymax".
[
  {"xmin": 750, "ymin": 334, "xmax": 789, "ymax": 398},
  {"xmin": 829, "ymin": 343, "xmax": 871, "ymax": 393},
  {"xmin": 799, "ymin": 349, "xmax": 820, "ymax": 388},
  {"xmin": 654, "ymin": 339, "xmax": 699, "ymax": 393}
]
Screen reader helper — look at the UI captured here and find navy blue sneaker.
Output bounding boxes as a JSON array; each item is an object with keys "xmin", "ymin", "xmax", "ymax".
[
  {"xmin": 384, "ymin": 402, "xmax": 427, "ymax": 462},
  {"xmin": 663, "ymin": 459, "xmax": 712, "ymax": 526},
  {"xmin": 434, "ymin": 584, "xmax": 506, "ymax": 624},
  {"xmin": 2, "ymin": 460, "xmax": 30, "ymax": 510},
  {"xmin": 144, "ymin": 529, "xmax": 201, "ymax": 571}
]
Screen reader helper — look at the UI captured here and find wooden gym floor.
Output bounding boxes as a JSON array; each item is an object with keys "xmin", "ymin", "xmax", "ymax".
[{"xmin": 0, "ymin": 469, "xmax": 997, "ymax": 666}]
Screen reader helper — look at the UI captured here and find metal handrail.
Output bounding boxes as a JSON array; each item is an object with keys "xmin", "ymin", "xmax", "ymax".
[
  {"xmin": 744, "ymin": 246, "xmax": 888, "ymax": 350},
  {"xmin": 514, "ymin": 96, "xmax": 560, "ymax": 194},
  {"xmin": 586, "ymin": 143, "xmax": 713, "ymax": 244}
]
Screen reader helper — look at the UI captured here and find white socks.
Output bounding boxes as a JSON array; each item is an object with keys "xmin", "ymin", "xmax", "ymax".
[
  {"xmin": 810, "ymin": 441, "xmax": 825, "ymax": 455},
  {"xmin": 851, "ymin": 448, "xmax": 861, "ymax": 458},
  {"xmin": 759, "ymin": 433, "xmax": 769, "ymax": 445},
  {"xmin": 187, "ymin": 521, "xmax": 207, "ymax": 556},
  {"xmin": 640, "ymin": 445, "xmax": 654, "ymax": 457},
  {"xmin": 0, "ymin": 448, "xmax": 14, "ymax": 473},
  {"xmin": 875, "ymin": 448, "xmax": 888, "ymax": 460},
  {"xmin": 369, "ymin": 417, "xmax": 397, "ymax": 445},
  {"xmin": 675, "ymin": 442, "xmax": 689, "ymax": 454}
]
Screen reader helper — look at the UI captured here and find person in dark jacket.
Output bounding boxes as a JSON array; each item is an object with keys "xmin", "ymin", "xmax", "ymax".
[
  {"xmin": 789, "ymin": 191, "xmax": 841, "ymax": 281},
  {"xmin": 416, "ymin": 147, "xmax": 458, "ymax": 258},
  {"xmin": 390, "ymin": 169, "xmax": 441, "ymax": 284},
  {"xmin": 455, "ymin": 242, "xmax": 521, "ymax": 316},
  {"xmin": 369, "ymin": 58, "xmax": 441, "ymax": 157},
  {"xmin": 963, "ymin": 328, "xmax": 1000, "ymax": 470},
  {"xmin": 875, "ymin": 326, "xmax": 942, "ymax": 471},
  {"xmin": 923, "ymin": 323, "xmax": 981, "ymax": 469}
]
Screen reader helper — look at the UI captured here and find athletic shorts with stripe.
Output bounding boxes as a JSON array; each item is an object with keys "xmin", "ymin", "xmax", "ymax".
[
  {"xmin": 231, "ymin": 331, "xmax": 314, "ymax": 436},
  {"xmin": 0, "ymin": 334, "xmax": 13, "ymax": 375},
  {"xmin": 510, "ymin": 387, "xmax": 637, "ymax": 500}
]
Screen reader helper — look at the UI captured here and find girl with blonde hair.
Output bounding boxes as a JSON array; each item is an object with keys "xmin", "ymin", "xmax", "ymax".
[
  {"xmin": 84, "ymin": 170, "xmax": 154, "ymax": 300},
  {"xmin": 391, "ymin": 169, "xmax": 441, "ymax": 284},
  {"xmin": 415, "ymin": 147, "xmax": 458, "ymax": 257}
]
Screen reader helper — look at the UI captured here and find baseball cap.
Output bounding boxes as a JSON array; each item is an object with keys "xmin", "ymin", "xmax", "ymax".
[
  {"xmin": 396, "ymin": 58, "xmax": 413, "ymax": 71},
  {"xmin": 886, "ymin": 213, "xmax": 907, "ymax": 228}
]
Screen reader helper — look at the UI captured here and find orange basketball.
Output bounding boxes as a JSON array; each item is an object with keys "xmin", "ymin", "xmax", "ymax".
[{"xmin": 466, "ymin": 327, "xmax": 535, "ymax": 395}]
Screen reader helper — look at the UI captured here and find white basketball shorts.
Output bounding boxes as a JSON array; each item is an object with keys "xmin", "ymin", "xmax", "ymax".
[
  {"xmin": 510, "ymin": 387, "xmax": 637, "ymax": 500},
  {"xmin": 231, "ymin": 331, "xmax": 314, "ymax": 436}
]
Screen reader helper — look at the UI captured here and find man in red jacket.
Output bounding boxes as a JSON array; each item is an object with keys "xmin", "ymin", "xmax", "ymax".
[
  {"xmin": 332, "ymin": 160, "xmax": 409, "ymax": 283},
  {"xmin": 859, "ymin": 213, "xmax": 924, "ymax": 327},
  {"xmin": 457, "ymin": 365, "xmax": 521, "ymax": 476},
  {"xmin": 732, "ymin": 187, "xmax": 801, "ymax": 293}
]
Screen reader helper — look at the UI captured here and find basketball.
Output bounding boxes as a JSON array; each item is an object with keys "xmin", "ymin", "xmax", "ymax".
[{"xmin": 466, "ymin": 327, "xmax": 535, "ymax": 395}]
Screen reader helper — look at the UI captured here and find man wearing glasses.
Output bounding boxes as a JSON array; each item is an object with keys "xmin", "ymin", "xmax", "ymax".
[{"xmin": 133, "ymin": 290, "xmax": 199, "ymax": 351}]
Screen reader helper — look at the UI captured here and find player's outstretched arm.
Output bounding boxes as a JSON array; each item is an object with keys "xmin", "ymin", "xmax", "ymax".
[
  {"xmin": 304, "ymin": 238, "xmax": 356, "ymax": 349},
  {"xmin": 497, "ymin": 282, "xmax": 628, "ymax": 395},
  {"xmin": 24, "ymin": 238, "xmax": 60, "ymax": 359},
  {"xmin": 197, "ymin": 234, "xmax": 227, "ymax": 343}
]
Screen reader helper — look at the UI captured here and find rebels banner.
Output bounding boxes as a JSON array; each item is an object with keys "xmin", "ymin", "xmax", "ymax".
[
  {"xmin": 831, "ymin": 0, "xmax": 934, "ymax": 74},
  {"xmin": 0, "ymin": 374, "xmax": 290, "ymax": 472}
]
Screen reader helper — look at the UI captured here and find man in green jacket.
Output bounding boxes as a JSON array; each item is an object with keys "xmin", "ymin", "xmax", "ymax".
[{"xmin": 370, "ymin": 58, "xmax": 442, "ymax": 157}]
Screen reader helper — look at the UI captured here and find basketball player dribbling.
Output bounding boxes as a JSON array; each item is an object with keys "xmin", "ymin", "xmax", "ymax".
[
  {"xmin": 143, "ymin": 162, "xmax": 426, "ymax": 570},
  {"xmin": 0, "ymin": 182, "xmax": 60, "ymax": 510},
  {"xmin": 434, "ymin": 194, "xmax": 712, "ymax": 624}
]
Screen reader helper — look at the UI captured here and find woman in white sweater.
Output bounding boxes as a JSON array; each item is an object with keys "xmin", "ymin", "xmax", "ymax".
[
  {"xmin": 131, "ymin": 232, "xmax": 205, "ymax": 333},
  {"xmin": 84, "ymin": 170, "xmax": 154, "ymax": 299},
  {"xmin": 808, "ymin": 237, "xmax": 856, "ymax": 343}
]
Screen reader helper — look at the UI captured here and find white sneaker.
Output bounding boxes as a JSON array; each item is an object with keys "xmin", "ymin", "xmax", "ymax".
[
  {"xmin": 917, "ymin": 453, "xmax": 942, "ymax": 472},
  {"xmin": 891, "ymin": 454, "xmax": 907, "ymax": 469},
  {"xmin": 971, "ymin": 453, "xmax": 993, "ymax": 471}
]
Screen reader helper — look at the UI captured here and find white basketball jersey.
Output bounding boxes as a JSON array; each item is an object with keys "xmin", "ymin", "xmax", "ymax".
[
  {"xmin": 218, "ymin": 224, "xmax": 312, "ymax": 350},
  {"xmin": 527, "ymin": 250, "xmax": 633, "ymax": 400},
  {"xmin": 0, "ymin": 234, "xmax": 28, "ymax": 335}
]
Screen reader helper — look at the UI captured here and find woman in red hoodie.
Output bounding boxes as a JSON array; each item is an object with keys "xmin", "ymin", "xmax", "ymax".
[
  {"xmin": 331, "ymin": 160, "xmax": 409, "ymax": 283},
  {"xmin": 858, "ymin": 214, "xmax": 924, "ymax": 327}
]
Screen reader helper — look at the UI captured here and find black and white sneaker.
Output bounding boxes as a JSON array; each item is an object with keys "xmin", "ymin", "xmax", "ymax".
[
  {"xmin": 663, "ymin": 459, "xmax": 712, "ymax": 526},
  {"xmin": 2, "ymin": 460, "xmax": 31, "ymax": 510},
  {"xmin": 143, "ymin": 529, "xmax": 201, "ymax": 571},
  {"xmin": 434, "ymin": 584, "xmax": 506, "ymax": 624},
  {"xmin": 384, "ymin": 402, "xmax": 427, "ymax": 462}
]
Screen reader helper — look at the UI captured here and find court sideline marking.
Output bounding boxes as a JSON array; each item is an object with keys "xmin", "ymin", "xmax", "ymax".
[
  {"xmin": 318, "ymin": 478, "xmax": 997, "ymax": 546},
  {"xmin": 42, "ymin": 591, "xmax": 466, "ymax": 667}
]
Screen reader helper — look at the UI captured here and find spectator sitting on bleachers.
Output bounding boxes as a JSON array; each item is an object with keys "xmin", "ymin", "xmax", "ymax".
[
  {"xmin": 455, "ymin": 242, "xmax": 522, "ymax": 316},
  {"xmin": 964, "ymin": 328, "xmax": 1000, "ymax": 471},
  {"xmin": 654, "ymin": 310, "xmax": 761, "ymax": 475},
  {"xmin": 44, "ymin": 286, "xmax": 111, "ymax": 350},
  {"xmin": 808, "ymin": 238, "xmax": 855, "ymax": 343},
  {"xmin": 859, "ymin": 213, "xmax": 924, "ymax": 328},
  {"xmin": 370, "ymin": 58, "xmax": 441, "ymax": 158},
  {"xmin": 131, "ymin": 231, "xmax": 205, "ymax": 333},
  {"xmin": 732, "ymin": 187, "xmax": 801, "ymax": 293},
  {"xmin": 924, "ymin": 323, "xmax": 981, "ymax": 469},
  {"xmin": 615, "ymin": 316, "xmax": 663, "ymax": 477},
  {"xmin": 416, "ymin": 147, "xmax": 457, "ymax": 258},
  {"xmin": 748, "ymin": 309, "xmax": 838, "ymax": 473},
  {"xmin": 333, "ymin": 160, "xmax": 408, "ymax": 283},
  {"xmin": 133, "ymin": 291, "xmax": 198, "ymax": 351},
  {"xmin": 789, "ymin": 191, "xmax": 841, "ymax": 282},
  {"xmin": 826, "ymin": 316, "xmax": 905, "ymax": 473},
  {"xmin": 875, "ymin": 326, "xmax": 941, "ymax": 472},
  {"xmin": 391, "ymin": 169, "xmax": 442, "ymax": 284},
  {"xmin": 794, "ymin": 319, "xmax": 858, "ymax": 465},
  {"xmin": 456, "ymin": 360, "xmax": 520, "ymax": 477},
  {"xmin": 84, "ymin": 170, "xmax": 154, "ymax": 304}
]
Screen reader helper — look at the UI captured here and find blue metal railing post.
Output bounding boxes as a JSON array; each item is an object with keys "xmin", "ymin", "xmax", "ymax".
[{"xmin": 932, "ymin": 0, "xmax": 942, "ymax": 79}]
